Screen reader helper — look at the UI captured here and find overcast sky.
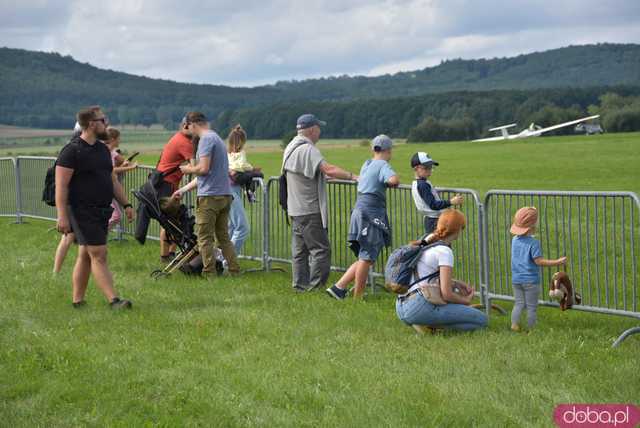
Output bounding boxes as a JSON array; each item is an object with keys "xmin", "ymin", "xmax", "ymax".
[{"xmin": 1, "ymin": 0, "xmax": 639, "ymax": 87}]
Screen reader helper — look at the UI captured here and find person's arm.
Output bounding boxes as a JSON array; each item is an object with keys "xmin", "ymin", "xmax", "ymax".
[
  {"xmin": 181, "ymin": 156, "xmax": 211, "ymax": 176},
  {"xmin": 113, "ymin": 153, "xmax": 126, "ymax": 167},
  {"xmin": 381, "ymin": 163, "xmax": 399, "ymax": 187},
  {"xmin": 112, "ymin": 172, "xmax": 134, "ymax": 221},
  {"xmin": 534, "ymin": 256, "xmax": 567, "ymax": 267},
  {"xmin": 386, "ymin": 175, "xmax": 400, "ymax": 187},
  {"xmin": 319, "ymin": 162, "xmax": 358, "ymax": 181},
  {"xmin": 172, "ymin": 178, "xmax": 198, "ymax": 199},
  {"xmin": 417, "ymin": 180, "xmax": 452, "ymax": 210},
  {"xmin": 113, "ymin": 162, "xmax": 138, "ymax": 174},
  {"xmin": 439, "ymin": 265, "xmax": 473, "ymax": 305},
  {"xmin": 55, "ymin": 166, "xmax": 74, "ymax": 233}
]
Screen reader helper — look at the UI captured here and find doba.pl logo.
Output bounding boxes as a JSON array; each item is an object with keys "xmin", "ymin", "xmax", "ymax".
[{"xmin": 554, "ymin": 404, "xmax": 640, "ymax": 427}]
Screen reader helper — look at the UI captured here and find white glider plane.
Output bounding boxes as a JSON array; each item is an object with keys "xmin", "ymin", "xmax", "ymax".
[{"xmin": 472, "ymin": 115, "xmax": 600, "ymax": 142}]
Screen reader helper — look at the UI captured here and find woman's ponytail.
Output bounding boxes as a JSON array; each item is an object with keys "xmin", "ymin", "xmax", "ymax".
[{"xmin": 413, "ymin": 209, "xmax": 466, "ymax": 246}]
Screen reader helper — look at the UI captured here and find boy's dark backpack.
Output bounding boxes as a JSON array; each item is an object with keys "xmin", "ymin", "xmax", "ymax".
[
  {"xmin": 278, "ymin": 141, "xmax": 307, "ymax": 215},
  {"xmin": 384, "ymin": 240, "xmax": 449, "ymax": 294}
]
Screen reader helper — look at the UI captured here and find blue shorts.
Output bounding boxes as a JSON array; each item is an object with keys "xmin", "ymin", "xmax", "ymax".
[{"xmin": 348, "ymin": 239, "xmax": 383, "ymax": 262}]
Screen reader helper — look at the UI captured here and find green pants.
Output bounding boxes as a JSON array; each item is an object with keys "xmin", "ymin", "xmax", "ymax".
[{"xmin": 195, "ymin": 195, "xmax": 240, "ymax": 275}]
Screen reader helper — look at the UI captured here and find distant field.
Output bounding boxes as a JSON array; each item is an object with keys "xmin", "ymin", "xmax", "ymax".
[{"xmin": 1, "ymin": 126, "xmax": 639, "ymax": 195}]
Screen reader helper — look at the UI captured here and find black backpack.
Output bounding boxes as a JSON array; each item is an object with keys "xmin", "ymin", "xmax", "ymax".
[
  {"xmin": 42, "ymin": 140, "xmax": 81, "ymax": 207},
  {"xmin": 278, "ymin": 141, "xmax": 307, "ymax": 215},
  {"xmin": 42, "ymin": 162, "xmax": 57, "ymax": 206}
]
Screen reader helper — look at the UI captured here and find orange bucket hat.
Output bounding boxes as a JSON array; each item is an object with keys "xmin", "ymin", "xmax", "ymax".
[{"xmin": 510, "ymin": 207, "xmax": 538, "ymax": 235}]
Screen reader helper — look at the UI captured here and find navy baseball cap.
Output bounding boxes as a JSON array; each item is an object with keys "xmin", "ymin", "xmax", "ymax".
[
  {"xmin": 296, "ymin": 114, "xmax": 326, "ymax": 130},
  {"xmin": 372, "ymin": 134, "xmax": 393, "ymax": 151},
  {"xmin": 410, "ymin": 152, "xmax": 439, "ymax": 168}
]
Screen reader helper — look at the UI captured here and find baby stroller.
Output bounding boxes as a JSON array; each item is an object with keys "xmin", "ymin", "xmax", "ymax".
[{"xmin": 133, "ymin": 180, "xmax": 205, "ymax": 279}]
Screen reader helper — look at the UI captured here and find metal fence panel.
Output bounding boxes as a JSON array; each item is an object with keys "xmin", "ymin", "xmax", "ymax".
[
  {"xmin": 0, "ymin": 158, "xmax": 17, "ymax": 217},
  {"xmin": 266, "ymin": 177, "xmax": 484, "ymax": 292},
  {"xmin": 16, "ymin": 156, "xmax": 57, "ymax": 221},
  {"xmin": 484, "ymin": 190, "xmax": 640, "ymax": 318}
]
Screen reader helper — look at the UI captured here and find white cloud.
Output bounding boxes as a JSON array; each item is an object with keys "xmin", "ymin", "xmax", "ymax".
[{"xmin": 0, "ymin": 0, "xmax": 639, "ymax": 86}]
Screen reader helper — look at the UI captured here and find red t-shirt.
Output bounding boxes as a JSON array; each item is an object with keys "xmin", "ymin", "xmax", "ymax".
[{"xmin": 157, "ymin": 132, "xmax": 193, "ymax": 185}]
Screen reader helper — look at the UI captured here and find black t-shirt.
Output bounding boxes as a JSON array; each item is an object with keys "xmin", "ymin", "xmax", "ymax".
[{"xmin": 56, "ymin": 136, "xmax": 113, "ymax": 207}]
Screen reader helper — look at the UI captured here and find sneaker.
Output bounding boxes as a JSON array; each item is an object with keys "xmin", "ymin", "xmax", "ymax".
[
  {"xmin": 326, "ymin": 285, "xmax": 347, "ymax": 300},
  {"xmin": 72, "ymin": 300, "xmax": 86, "ymax": 309},
  {"xmin": 215, "ymin": 260, "xmax": 224, "ymax": 276},
  {"xmin": 110, "ymin": 297, "xmax": 132, "ymax": 310}
]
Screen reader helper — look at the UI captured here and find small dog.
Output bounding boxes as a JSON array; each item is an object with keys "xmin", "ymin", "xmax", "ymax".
[{"xmin": 549, "ymin": 272, "xmax": 582, "ymax": 311}]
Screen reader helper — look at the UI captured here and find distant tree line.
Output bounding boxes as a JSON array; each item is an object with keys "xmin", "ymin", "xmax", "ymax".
[
  {"xmin": 2, "ymin": 43, "xmax": 640, "ymax": 136},
  {"xmin": 216, "ymin": 87, "xmax": 640, "ymax": 141}
]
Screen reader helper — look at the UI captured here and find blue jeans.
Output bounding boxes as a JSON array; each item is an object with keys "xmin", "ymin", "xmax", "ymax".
[
  {"xmin": 396, "ymin": 291, "xmax": 488, "ymax": 332},
  {"xmin": 228, "ymin": 185, "xmax": 250, "ymax": 255}
]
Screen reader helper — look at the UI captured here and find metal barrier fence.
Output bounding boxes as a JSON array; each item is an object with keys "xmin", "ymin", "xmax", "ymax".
[
  {"xmin": 1, "ymin": 158, "xmax": 639, "ymax": 344},
  {"xmin": 6, "ymin": 158, "xmax": 267, "ymax": 267},
  {"xmin": 484, "ymin": 190, "xmax": 640, "ymax": 319},
  {"xmin": 0, "ymin": 158, "xmax": 17, "ymax": 218},
  {"xmin": 265, "ymin": 177, "xmax": 485, "ymax": 297},
  {"xmin": 15, "ymin": 156, "xmax": 58, "ymax": 222}
]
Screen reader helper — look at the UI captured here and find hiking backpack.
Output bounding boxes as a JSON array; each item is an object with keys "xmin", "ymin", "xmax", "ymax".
[{"xmin": 384, "ymin": 240, "xmax": 449, "ymax": 294}]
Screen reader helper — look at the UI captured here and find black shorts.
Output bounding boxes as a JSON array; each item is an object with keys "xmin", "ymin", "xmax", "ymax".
[{"xmin": 68, "ymin": 205, "xmax": 113, "ymax": 246}]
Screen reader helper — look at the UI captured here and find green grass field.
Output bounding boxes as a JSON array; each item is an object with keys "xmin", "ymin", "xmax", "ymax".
[
  {"xmin": 0, "ymin": 219, "xmax": 638, "ymax": 427},
  {"xmin": 1, "ymin": 130, "xmax": 639, "ymax": 426}
]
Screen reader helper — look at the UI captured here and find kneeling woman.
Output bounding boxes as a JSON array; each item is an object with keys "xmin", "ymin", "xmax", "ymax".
[{"xmin": 396, "ymin": 209, "xmax": 488, "ymax": 332}]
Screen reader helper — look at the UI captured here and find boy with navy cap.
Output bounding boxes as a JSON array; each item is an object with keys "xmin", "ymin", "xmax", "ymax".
[{"xmin": 411, "ymin": 152, "xmax": 463, "ymax": 235}]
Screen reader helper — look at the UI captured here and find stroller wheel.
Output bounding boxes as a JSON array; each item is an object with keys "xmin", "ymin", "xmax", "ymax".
[{"xmin": 150, "ymin": 269, "xmax": 168, "ymax": 280}]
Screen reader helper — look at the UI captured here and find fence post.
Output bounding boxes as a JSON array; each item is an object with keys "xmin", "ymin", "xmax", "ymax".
[
  {"xmin": 480, "ymin": 202, "xmax": 491, "ymax": 316},
  {"xmin": 262, "ymin": 178, "xmax": 271, "ymax": 272},
  {"xmin": 14, "ymin": 158, "xmax": 23, "ymax": 224}
]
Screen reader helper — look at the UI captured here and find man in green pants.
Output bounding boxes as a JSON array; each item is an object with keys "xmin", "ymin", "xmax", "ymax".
[{"xmin": 173, "ymin": 112, "xmax": 240, "ymax": 277}]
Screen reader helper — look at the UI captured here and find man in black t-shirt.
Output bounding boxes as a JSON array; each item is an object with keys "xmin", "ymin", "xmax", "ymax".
[{"xmin": 56, "ymin": 106, "xmax": 134, "ymax": 310}]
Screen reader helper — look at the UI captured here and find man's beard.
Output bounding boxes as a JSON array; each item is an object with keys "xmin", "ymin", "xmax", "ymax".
[{"xmin": 96, "ymin": 130, "xmax": 109, "ymax": 140}]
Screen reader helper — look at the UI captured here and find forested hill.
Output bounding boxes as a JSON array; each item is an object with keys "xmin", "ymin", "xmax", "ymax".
[
  {"xmin": 0, "ymin": 43, "xmax": 639, "ymax": 130},
  {"xmin": 271, "ymin": 43, "xmax": 640, "ymax": 98}
]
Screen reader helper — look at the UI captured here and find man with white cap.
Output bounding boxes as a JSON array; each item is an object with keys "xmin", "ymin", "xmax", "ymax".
[
  {"xmin": 282, "ymin": 114, "xmax": 358, "ymax": 292},
  {"xmin": 410, "ymin": 152, "xmax": 463, "ymax": 235}
]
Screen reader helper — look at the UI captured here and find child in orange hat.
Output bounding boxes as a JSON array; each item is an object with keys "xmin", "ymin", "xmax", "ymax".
[{"xmin": 510, "ymin": 207, "xmax": 567, "ymax": 331}]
